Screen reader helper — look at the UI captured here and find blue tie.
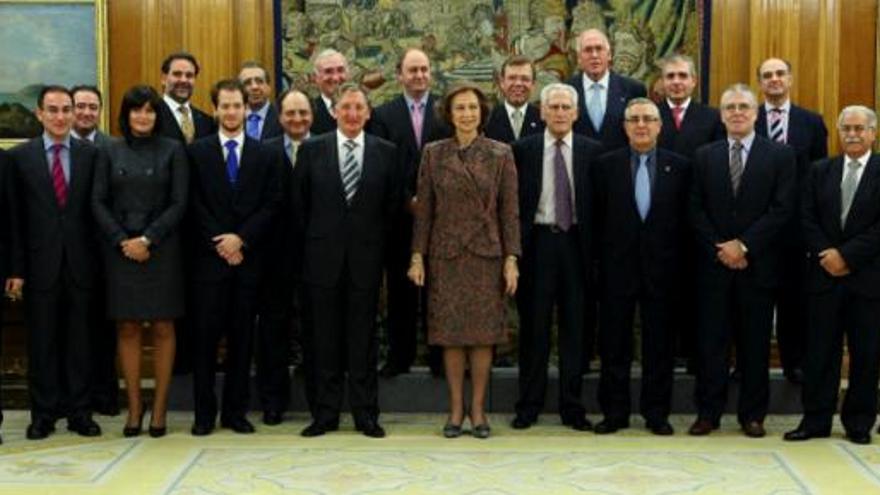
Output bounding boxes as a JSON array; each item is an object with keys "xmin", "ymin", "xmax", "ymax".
[
  {"xmin": 588, "ymin": 82, "xmax": 604, "ymax": 131},
  {"xmin": 225, "ymin": 140, "xmax": 239, "ymax": 185},
  {"xmin": 246, "ymin": 113, "xmax": 261, "ymax": 140},
  {"xmin": 635, "ymin": 154, "xmax": 651, "ymax": 220}
]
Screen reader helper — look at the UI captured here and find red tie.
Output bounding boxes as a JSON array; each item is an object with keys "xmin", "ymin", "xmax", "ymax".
[
  {"xmin": 672, "ymin": 105, "xmax": 684, "ymax": 130},
  {"xmin": 51, "ymin": 144, "xmax": 68, "ymax": 207}
]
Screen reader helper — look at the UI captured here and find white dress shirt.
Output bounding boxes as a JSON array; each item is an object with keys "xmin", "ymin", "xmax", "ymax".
[{"xmin": 535, "ymin": 130, "xmax": 577, "ymax": 225}]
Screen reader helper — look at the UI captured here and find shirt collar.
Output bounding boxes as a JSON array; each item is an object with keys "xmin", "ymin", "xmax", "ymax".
[
  {"xmin": 219, "ymin": 131, "xmax": 245, "ymax": 148},
  {"xmin": 544, "ymin": 129, "xmax": 573, "ymax": 149},
  {"xmin": 43, "ymin": 132, "xmax": 71, "ymax": 150},
  {"xmin": 337, "ymin": 129, "xmax": 365, "ymax": 147},
  {"xmin": 164, "ymin": 94, "xmax": 190, "ymax": 113},
  {"xmin": 847, "ymin": 150, "xmax": 872, "ymax": 168},
  {"xmin": 504, "ymin": 100, "xmax": 529, "ymax": 118},
  {"xmin": 764, "ymin": 100, "xmax": 791, "ymax": 113},
  {"xmin": 284, "ymin": 132, "xmax": 309, "ymax": 148},
  {"xmin": 71, "ymin": 129, "xmax": 97, "ymax": 142},
  {"xmin": 666, "ymin": 97, "xmax": 691, "ymax": 110},
  {"xmin": 728, "ymin": 131, "xmax": 756, "ymax": 151},
  {"xmin": 630, "ymin": 147, "xmax": 657, "ymax": 162},
  {"xmin": 583, "ymin": 70, "xmax": 610, "ymax": 89},
  {"xmin": 321, "ymin": 94, "xmax": 333, "ymax": 113},
  {"xmin": 247, "ymin": 102, "xmax": 270, "ymax": 119},
  {"xmin": 403, "ymin": 92, "xmax": 427, "ymax": 111}
]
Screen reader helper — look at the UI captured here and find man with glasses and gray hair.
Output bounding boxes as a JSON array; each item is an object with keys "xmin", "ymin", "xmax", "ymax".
[
  {"xmin": 785, "ymin": 105, "xmax": 880, "ymax": 445},
  {"xmin": 688, "ymin": 84, "xmax": 796, "ymax": 438}
]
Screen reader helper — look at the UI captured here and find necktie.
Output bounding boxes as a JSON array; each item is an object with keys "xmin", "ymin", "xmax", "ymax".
[
  {"xmin": 729, "ymin": 140, "xmax": 744, "ymax": 196},
  {"xmin": 769, "ymin": 108, "xmax": 785, "ymax": 143},
  {"xmin": 634, "ymin": 154, "xmax": 651, "ymax": 220},
  {"xmin": 287, "ymin": 140, "xmax": 298, "ymax": 168},
  {"xmin": 246, "ymin": 113, "xmax": 262, "ymax": 140},
  {"xmin": 225, "ymin": 140, "xmax": 239, "ymax": 185},
  {"xmin": 411, "ymin": 102, "xmax": 424, "ymax": 149},
  {"xmin": 554, "ymin": 140, "xmax": 573, "ymax": 231},
  {"xmin": 50, "ymin": 144, "xmax": 68, "ymax": 207},
  {"xmin": 672, "ymin": 105, "xmax": 684, "ymax": 130},
  {"xmin": 588, "ymin": 82, "xmax": 604, "ymax": 132},
  {"xmin": 840, "ymin": 159, "xmax": 862, "ymax": 226},
  {"xmin": 511, "ymin": 108, "xmax": 524, "ymax": 139},
  {"xmin": 178, "ymin": 105, "xmax": 195, "ymax": 143},
  {"xmin": 342, "ymin": 139, "xmax": 361, "ymax": 203}
]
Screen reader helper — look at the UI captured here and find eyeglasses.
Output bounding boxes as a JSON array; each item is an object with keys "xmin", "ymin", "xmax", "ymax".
[
  {"xmin": 722, "ymin": 103, "xmax": 754, "ymax": 112},
  {"xmin": 624, "ymin": 115, "xmax": 660, "ymax": 124}
]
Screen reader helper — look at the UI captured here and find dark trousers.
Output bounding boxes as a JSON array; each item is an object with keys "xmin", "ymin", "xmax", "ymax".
[
  {"xmin": 309, "ymin": 268, "xmax": 380, "ymax": 426},
  {"xmin": 775, "ymin": 246, "xmax": 806, "ymax": 372},
  {"xmin": 26, "ymin": 268, "xmax": 95, "ymax": 423},
  {"xmin": 191, "ymin": 277, "xmax": 258, "ymax": 424},
  {"xmin": 516, "ymin": 226, "xmax": 586, "ymax": 421},
  {"xmin": 598, "ymin": 294, "xmax": 675, "ymax": 425},
  {"xmin": 801, "ymin": 286, "xmax": 880, "ymax": 434},
  {"xmin": 695, "ymin": 276, "xmax": 774, "ymax": 424},
  {"xmin": 255, "ymin": 276, "xmax": 293, "ymax": 414}
]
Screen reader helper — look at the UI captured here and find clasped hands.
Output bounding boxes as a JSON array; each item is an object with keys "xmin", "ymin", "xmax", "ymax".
[
  {"xmin": 715, "ymin": 239, "xmax": 748, "ymax": 270},
  {"xmin": 407, "ymin": 253, "xmax": 519, "ymax": 296},
  {"xmin": 818, "ymin": 248, "xmax": 850, "ymax": 277},
  {"xmin": 213, "ymin": 233, "xmax": 244, "ymax": 266},
  {"xmin": 120, "ymin": 237, "xmax": 150, "ymax": 263}
]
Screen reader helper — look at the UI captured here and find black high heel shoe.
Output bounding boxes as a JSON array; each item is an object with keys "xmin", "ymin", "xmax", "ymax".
[
  {"xmin": 123, "ymin": 406, "xmax": 147, "ymax": 438},
  {"xmin": 148, "ymin": 411, "xmax": 167, "ymax": 438},
  {"xmin": 471, "ymin": 413, "xmax": 491, "ymax": 439},
  {"xmin": 443, "ymin": 408, "xmax": 467, "ymax": 438}
]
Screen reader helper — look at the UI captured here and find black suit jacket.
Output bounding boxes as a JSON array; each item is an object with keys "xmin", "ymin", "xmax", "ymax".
[
  {"xmin": 187, "ymin": 135, "xmax": 280, "ymax": 283},
  {"xmin": 262, "ymin": 135, "xmax": 302, "ymax": 279},
  {"xmin": 756, "ymin": 103, "xmax": 828, "ymax": 167},
  {"xmin": 484, "ymin": 103, "xmax": 544, "ymax": 144},
  {"xmin": 513, "ymin": 133, "xmax": 603, "ymax": 282},
  {"xmin": 291, "ymin": 132, "xmax": 401, "ymax": 290},
  {"xmin": 567, "ymin": 71, "xmax": 646, "ymax": 152},
  {"xmin": 595, "ymin": 147, "xmax": 691, "ymax": 297},
  {"xmin": 255, "ymin": 104, "xmax": 284, "ymax": 141},
  {"xmin": 311, "ymin": 96, "xmax": 336, "ymax": 136},
  {"xmin": 689, "ymin": 136, "xmax": 796, "ymax": 289},
  {"xmin": 658, "ymin": 101, "xmax": 725, "ymax": 159},
  {"xmin": 156, "ymin": 99, "xmax": 216, "ymax": 143},
  {"xmin": 8, "ymin": 136, "xmax": 99, "ymax": 290},
  {"xmin": 0, "ymin": 149, "xmax": 12, "ymax": 278},
  {"xmin": 369, "ymin": 93, "xmax": 452, "ymax": 200},
  {"xmin": 802, "ymin": 154, "xmax": 880, "ymax": 298}
]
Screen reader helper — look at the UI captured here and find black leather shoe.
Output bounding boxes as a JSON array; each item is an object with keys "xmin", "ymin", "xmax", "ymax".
[
  {"xmin": 221, "ymin": 417, "xmax": 255, "ymax": 434},
  {"xmin": 511, "ymin": 414, "xmax": 535, "ymax": 430},
  {"xmin": 190, "ymin": 422, "xmax": 215, "ymax": 436},
  {"xmin": 68, "ymin": 417, "xmax": 102, "ymax": 437},
  {"xmin": 594, "ymin": 418, "xmax": 629, "ymax": 435},
  {"xmin": 784, "ymin": 427, "xmax": 830, "ymax": 441},
  {"xmin": 741, "ymin": 421, "xmax": 766, "ymax": 438},
  {"xmin": 26, "ymin": 420, "xmax": 55, "ymax": 440},
  {"xmin": 688, "ymin": 419, "xmax": 718, "ymax": 436},
  {"xmin": 379, "ymin": 363, "xmax": 409, "ymax": 379},
  {"xmin": 784, "ymin": 368, "xmax": 804, "ymax": 385},
  {"xmin": 356, "ymin": 419, "xmax": 386, "ymax": 438},
  {"xmin": 648, "ymin": 421, "xmax": 675, "ymax": 436},
  {"xmin": 562, "ymin": 416, "xmax": 593, "ymax": 432},
  {"xmin": 301, "ymin": 421, "xmax": 336, "ymax": 437},
  {"xmin": 848, "ymin": 431, "xmax": 871, "ymax": 445},
  {"xmin": 263, "ymin": 410, "xmax": 284, "ymax": 426}
]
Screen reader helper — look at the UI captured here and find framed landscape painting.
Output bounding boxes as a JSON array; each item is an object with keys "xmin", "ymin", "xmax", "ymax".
[{"xmin": 0, "ymin": 0, "xmax": 108, "ymax": 147}]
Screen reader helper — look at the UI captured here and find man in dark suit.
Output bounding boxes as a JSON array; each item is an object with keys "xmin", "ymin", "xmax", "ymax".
[
  {"xmin": 188, "ymin": 79, "xmax": 280, "ymax": 436},
  {"xmin": 593, "ymin": 98, "xmax": 691, "ymax": 436},
  {"xmin": 484, "ymin": 55, "xmax": 544, "ymax": 144},
  {"xmin": 292, "ymin": 83, "xmax": 400, "ymax": 438},
  {"xmin": 239, "ymin": 61, "xmax": 283, "ymax": 141},
  {"xmin": 369, "ymin": 48, "xmax": 451, "ymax": 378},
  {"xmin": 157, "ymin": 52, "xmax": 215, "ymax": 144},
  {"xmin": 755, "ymin": 57, "xmax": 829, "ymax": 384},
  {"xmin": 257, "ymin": 88, "xmax": 314, "ymax": 425},
  {"xmin": 71, "ymin": 85, "xmax": 113, "ymax": 147},
  {"xmin": 688, "ymin": 84, "xmax": 796, "ymax": 438},
  {"xmin": 8, "ymin": 86, "xmax": 102, "ymax": 440},
  {"xmin": 309, "ymin": 49, "xmax": 348, "ymax": 135},
  {"xmin": 0, "ymin": 148, "xmax": 13, "ymax": 445},
  {"xmin": 785, "ymin": 106, "xmax": 880, "ymax": 445},
  {"xmin": 511, "ymin": 83, "xmax": 600, "ymax": 432}
]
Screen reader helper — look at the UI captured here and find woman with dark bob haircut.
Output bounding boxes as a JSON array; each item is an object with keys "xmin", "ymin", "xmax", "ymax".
[
  {"xmin": 409, "ymin": 82, "xmax": 520, "ymax": 439},
  {"xmin": 92, "ymin": 84, "xmax": 189, "ymax": 437}
]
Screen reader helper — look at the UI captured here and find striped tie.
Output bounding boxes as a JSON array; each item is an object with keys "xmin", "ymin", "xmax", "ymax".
[
  {"xmin": 769, "ymin": 108, "xmax": 785, "ymax": 143},
  {"xmin": 341, "ymin": 139, "xmax": 361, "ymax": 203},
  {"xmin": 729, "ymin": 140, "xmax": 744, "ymax": 196}
]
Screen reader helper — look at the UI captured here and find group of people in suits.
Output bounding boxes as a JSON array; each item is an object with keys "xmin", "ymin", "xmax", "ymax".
[{"xmin": 0, "ymin": 25, "xmax": 877, "ymax": 446}]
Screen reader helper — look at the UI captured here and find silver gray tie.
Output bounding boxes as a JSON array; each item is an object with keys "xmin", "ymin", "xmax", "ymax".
[
  {"xmin": 729, "ymin": 140, "xmax": 744, "ymax": 196},
  {"xmin": 840, "ymin": 160, "xmax": 862, "ymax": 227}
]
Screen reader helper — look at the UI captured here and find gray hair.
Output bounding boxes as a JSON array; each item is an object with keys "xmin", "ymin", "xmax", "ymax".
[
  {"xmin": 576, "ymin": 29, "xmax": 611, "ymax": 53},
  {"xmin": 312, "ymin": 49, "xmax": 347, "ymax": 74},
  {"xmin": 719, "ymin": 83, "xmax": 758, "ymax": 108},
  {"xmin": 659, "ymin": 54, "xmax": 696, "ymax": 77},
  {"xmin": 540, "ymin": 83, "xmax": 578, "ymax": 108},
  {"xmin": 624, "ymin": 97, "xmax": 660, "ymax": 119},
  {"xmin": 838, "ymin": 105, "xmax": 878, "ymax": 130}
]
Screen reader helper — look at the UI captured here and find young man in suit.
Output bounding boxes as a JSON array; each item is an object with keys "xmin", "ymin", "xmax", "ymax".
[
  {"xmin": 8, "ymin": 86, "xmax": 102, "ymax": 440},
  {"xmin": 688, "ymin": 84, "xmax": 796, "ymax": 438},
  {"xmin": 511, "ymin": 83, "xmax": 601, "ymax": 432},
  {"xmin": 157, "ymin": 52, "xmax": 215, "ymax": 144},
  {"xmin": 292, "ymin": 83, "xmax": 400, "ymax": 438},
  {"xmin": 71, "ymin": 85, "xmax": 112, "ymax": 147},
  {"xmin": 593, "ymin": 98, "xmax": 691, "ymax": 436},
  {"xmin": 484, "ymin": 55, "xmax": 545, "ymax": 144},
  {"xmin": 756, "ymin": 57, "xmax": 829, "ymax": 385},
  {"xmin": 310, "ymin": 49, "xmax": 348, "ymax": 136},
  {"xmin": 370, "ymin": 48, "xmax": 451, "ymax": 378},
  {"xmin": 188, "ymin": 79, "xmax": 280, "ymax": 436},
  {"xmin": 256, "ymin": 88, "xmax": 314, "ymax": 425},
  {"xmin": 239, "ymin": 61, "xmax": 283, "ymax": 141},
  {"xmin": 786, "ymin": 106, "xmax": 880, "ymax": 445}
]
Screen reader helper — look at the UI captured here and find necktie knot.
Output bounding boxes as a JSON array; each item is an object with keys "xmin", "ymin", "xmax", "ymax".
[
  {"xmin": 248, "ymin": 113, "xmax": 261, "ymax": 122},
  {"xmin": 848, "ymin": 160, "xmax": 862, "ymax": 171},
  {"xmin": 732, "ymin": 140, "xmax": 743, "ymax": 152},
  {"xmin": 51, "ymin": 143, "xmax": 64, "ymax": 155},
  {"xmin": 224, "ymin": 140, "xmax": 238, "ymax": 152},
  {"xmin": 344, "ymin": 139, "xmax": 357, "ymax": 152},
  {"xmin": 178, "ymin": 105, "xmax": 189, "ymax": 116},
  {"xmin": 770, "ymin": 107, "xmax": 784, "ymax": 114}
]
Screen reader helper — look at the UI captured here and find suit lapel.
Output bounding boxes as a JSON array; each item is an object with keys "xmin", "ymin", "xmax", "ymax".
[
  {"xmin": 755, "ymin": 107, "xmax": 769, "ymax": 138},
  {"xmin": 524, "ymin": 105, "xmax": 542, "ymax": 137},
  {"xmin": 31, "ymin": 138, "xmax": 59, "ymax": 209},
  {"xmin": 713, "ymin": 142, "xmax": 736, "ymax": 204},
  {"xmin": 604, "ymin": 74, "xmax": 625, "ymax": 132},
  {"xmin": 66, "ymin": 140, "xmax": 85, "ymax": 210},
  {"xmin": 351, "ymin": 136, "xmax": 375, "ymax": 206},
  {"xmin": 844, "ymin": 154, "xmax": 880, "ymax": 232},
  {"xmin": 209, "ymin": 138, "xmax": 235, "ymax": 197},
  {"xmin": 323, "ymin": 134, "xmax": 346, "ymax": 205},
  {"xmin": 737, "ymin": 138, "xmax": 764, "ymax": 200}
]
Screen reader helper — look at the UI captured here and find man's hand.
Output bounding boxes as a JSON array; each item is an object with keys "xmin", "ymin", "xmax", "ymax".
[
  {"xmin": 5, "ymin": 278, "xmax": 23, "ymax": 301},
  {"xmin": 213, "ymin": 233, "xmax": 244, "ymax": 259},
  {"xmin": 121, "ymin": 238, "xmax": 150, "ymax": 263},
  {"xmin": 819, "ymin": 248, "xmax": 850, "ymax": 277},
  {"xmin": 716, "ymin": 239, "xmax": 747, "ymax": 270}
]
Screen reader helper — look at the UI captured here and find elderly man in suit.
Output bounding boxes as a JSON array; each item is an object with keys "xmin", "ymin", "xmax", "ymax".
[
  {"xmin": 511, "ymin": 83, "xmax": 601, "ymax": 432},
  {"xmin": 239, "ymin": 61, "xmax": 283, "ymax": 142},
  {"xmin": 156, "ymin": 52, "xmax": 215, "ymax": 144},
  {"xmin": 756, "ymin": 57, "xmax": 829, "ymax": 385},
  {"xmin": 8, "ymin": 85, "xmax": 102, "ymax": 440},
  {"xmin": 292, "ymin": 83, "xmax": 400, "ymax": 438},
  {"xmin": 370, "ymin": 48, "xmax": 451, "ymax": 378},
  {"xmin": 484, "ymin": 55, "xmax": 545, "ymax": 144},
  {"xmin": 188, "ymin": 79, "xmax": 280, "ymax": 436},
  {"xmin": 310, "ymin": 49, "xmax": 348, "ymax": 136},
  {"xmin": 593, "ymin": 98, "xmax": 691, "ymax": 436},
  {"xmin": 688, "ymin": 84, "xmax": 796, "ymax": 438},
  {"xmin": 71, "ymin": 85, "xmax": 112, "ymax": 147},
  {"xmin": 785, "ymin": 106, "xmax": 880, "ymax": 445}
]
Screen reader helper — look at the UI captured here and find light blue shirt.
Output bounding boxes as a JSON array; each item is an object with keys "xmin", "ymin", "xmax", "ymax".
[
  {"xmin": 727, "ymin": 132, "xmax": 756, "ymax": 170},
  {"xmin": 43, "ymin": 133, "xmax": 71, "ymax": 183},
  {"xmin": 247, "ymin": 102, "xmax": 271, "ymax": 138}
]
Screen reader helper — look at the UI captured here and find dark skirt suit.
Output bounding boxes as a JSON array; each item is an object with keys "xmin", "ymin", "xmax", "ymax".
[
  {"xmin": 92, "ymin": 137, "xmax": 189, "ymax": 319},
  {"xmin": 412, "ymin": 136, "xmax": 521, "ymax": 346}
]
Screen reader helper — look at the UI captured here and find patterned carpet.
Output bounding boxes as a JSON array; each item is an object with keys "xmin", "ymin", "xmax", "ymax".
[{"xmin": 0, "ymin": 412, "xmax": 878, "ymax": 494}]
